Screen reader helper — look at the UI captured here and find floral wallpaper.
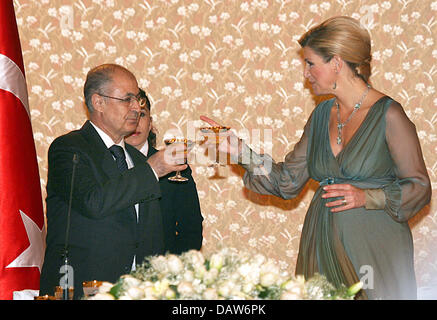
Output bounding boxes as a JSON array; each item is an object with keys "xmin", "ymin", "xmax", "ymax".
[{"xmin": 15, "ymin": 0, "xmax": 436, "ymax": 297}]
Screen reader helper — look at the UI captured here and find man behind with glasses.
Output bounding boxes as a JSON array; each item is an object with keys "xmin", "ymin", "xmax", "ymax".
[{"xmin": 125, "ymin": 89, "xmax": 203, "ymax": 255}]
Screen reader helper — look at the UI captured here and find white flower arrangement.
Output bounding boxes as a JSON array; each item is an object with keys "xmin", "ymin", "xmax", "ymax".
[{"xmin": 88, "ymin": 248, "xmax": 362, "ymax": 300}]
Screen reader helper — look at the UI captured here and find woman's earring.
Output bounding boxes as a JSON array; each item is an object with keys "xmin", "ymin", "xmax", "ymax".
[{"xmin": 333, "ymin": 65, "xmax": 339, "ymax": 90}]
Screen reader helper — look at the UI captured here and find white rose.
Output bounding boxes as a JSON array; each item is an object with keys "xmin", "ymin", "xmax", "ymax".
[
  {"xmin": 121, "ymin": 275, "xmax": 141, "ymax": 288},
  {"xmin": 164, "ymin": 288, "xmax": 176, "ymax": 299},
  {"xmin": 127, "ymin": 287, "xmax": 144, "ymax": 300},
  {"xmin": 238, "ymin": 263, "xmax": 260, "ymax": 282},
  {"xmin": 143, "ymin": 286, "xmax": 156, "ymax": 299},
  {"xmin": 260, "ymin": 272, "xmax": 277, "ymax": 287},
  {"xmin": 154, "ymin": 279, "xmax": 169, "ymax": 296},
  {"xmin": 150, "ymin": 256, "xmax": 169, "ymax": 273},
  {"xmin": 253, "ymin": 254, "xmax": 266, "ymax": 265},
  {"xmin": 218, "ymin": 280, "xmax": 234, "ymax": 297},
  {"xmin": 194, "ymin": 264, "xmax": 207, "ymax": 279},
  {"xmin": 280, "ymin": 291, "xmax": 300, "ymax": 300},
  {"xmin": 183, "ymin": 270, "xmax": 194, "ymax": 282},
  {"xmin": 185, "ymin": 250, "xmax": 205, "ymax": 267},
  {"xmin": 167, "ymin": 254, "xmax": 183, "ymax": 274},
  {"xmin": 98, "ymin": 282, "xmax": 114, "ymax": 294},
  {"xmin": 203, "ymin": 268, "xmax": 218, "ymax": 285},
  {"xmin": 209, "ymin": 253, "xmax": 224, "ymax": 270},
  {"xmin": 242, "ymin": 282, "xmax": 255, "ymax": 293},
  {"xmin": 261, "ymin": 260, "xmax": 280, "ymax": 274},
  {"xmin": 282, "ymin": 281, "xmax": 304, "ymax": 296},
  {"xmin": 177, "ymin": 281, "xmax": 194, "ymax": 296},
  {"xmin": 203, "ymin": 288, "xmax": 218, "ymax": 300}
]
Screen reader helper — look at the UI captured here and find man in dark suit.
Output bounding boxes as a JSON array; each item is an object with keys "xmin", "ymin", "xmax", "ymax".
[
  {"xmin": 39, "ymin": 64, "xmax": 187, "ymax": 299},
  {"xmin": 125, "ymin": 89, "xmax": 203, "ymax": 254}
]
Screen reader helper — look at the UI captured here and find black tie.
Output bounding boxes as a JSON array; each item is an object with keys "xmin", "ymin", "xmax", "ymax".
[
  {"xmin": 109, "ymin": 145, "xmax": 128, "ymax": 172},
  {"xmin": 109, "ymin": 145, "xmax": 138, "ymax": 226}
]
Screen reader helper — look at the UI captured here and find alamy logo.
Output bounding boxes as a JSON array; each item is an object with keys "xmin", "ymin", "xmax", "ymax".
[
  {"xmin": 359, "ymin": 265, "xmax": 374, "ymax": 290},
  {"xmin": 59, "ymin": 5, "xmax": 74, "ymax": 31},
  {"xmin": 359, "ymin": 5, "xmax": 376, "ymax": 29},
  {"xmin": 59, "ymin": 264, "xmax": 74, "ymax": 289}
]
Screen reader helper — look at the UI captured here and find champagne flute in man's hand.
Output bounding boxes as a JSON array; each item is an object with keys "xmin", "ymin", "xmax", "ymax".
[{"xmin": 164, "ymin": 138, "xmax": 193, "ymax": 182}]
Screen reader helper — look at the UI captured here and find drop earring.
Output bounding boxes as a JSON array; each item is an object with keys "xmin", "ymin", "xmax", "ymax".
[{"xmin": 333, "ymin": 64, "xmax": 339, "ymax": 90}]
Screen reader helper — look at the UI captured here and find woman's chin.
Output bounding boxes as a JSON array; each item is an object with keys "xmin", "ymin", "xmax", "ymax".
[
  {"xmin": 125, "ymin": 134, "xmax": 140, "ymax": 146},
  {"xmin": 310, "ymin": 86, "xmax": 329, "ymax": 97}
]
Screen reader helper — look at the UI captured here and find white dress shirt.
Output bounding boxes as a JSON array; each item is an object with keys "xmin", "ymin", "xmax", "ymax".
[{"xmin": 139, "ymin": 141, "xmax": 149, "ymax": 157}]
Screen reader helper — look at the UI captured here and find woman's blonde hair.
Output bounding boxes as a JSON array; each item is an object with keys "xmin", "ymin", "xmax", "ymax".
[{"xmin": 298, "ymin": 16, "xmax": 371, "ymax": 83}]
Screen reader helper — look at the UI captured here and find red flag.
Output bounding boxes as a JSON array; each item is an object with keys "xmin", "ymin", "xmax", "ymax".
[{"xmin": 0, "ymin": 1, "xmax": 45, "ymax": 299}]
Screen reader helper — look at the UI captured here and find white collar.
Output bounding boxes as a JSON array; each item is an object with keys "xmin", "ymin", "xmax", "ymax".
[
  {"xmin": 138, "ymin": 141, "xmax": 149, "ymax": 157},
  {"xmin": 90, "ymin": 121, "xmax": 127, "ymax": 150}
]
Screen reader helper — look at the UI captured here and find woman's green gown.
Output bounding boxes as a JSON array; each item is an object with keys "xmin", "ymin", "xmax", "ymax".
[{"xmin": 242, "ymin": 97, "xmax": 431, "ymax": 299}]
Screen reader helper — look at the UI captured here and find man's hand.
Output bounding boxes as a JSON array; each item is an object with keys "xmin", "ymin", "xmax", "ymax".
[{"xmin": 147, "ymin": 143, "xmax": 187, "ymax": 178}]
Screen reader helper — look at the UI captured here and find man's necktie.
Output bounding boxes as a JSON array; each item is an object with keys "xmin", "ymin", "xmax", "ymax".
[
  {"xmin": 109, "ymin": 145, "xmax": 138, "ymax": 225},
  {"xmin": 109, "ymin": 145, "xmax": 128, "ymax": 172}
]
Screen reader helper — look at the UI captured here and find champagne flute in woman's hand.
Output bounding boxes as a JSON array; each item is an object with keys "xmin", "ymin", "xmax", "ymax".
[
  {"xmin": 199, "ymin": 115, "xmax": 241, "ymax": 158},
  {"xmin": 199, "ymin": 115, "xmax": 235, "ymax": 179}
]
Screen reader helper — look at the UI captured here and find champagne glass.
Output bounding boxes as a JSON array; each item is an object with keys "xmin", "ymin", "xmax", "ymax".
[
  {"xmin": 54, "ymin": 286, "xmax": 74, "ymax": 300},
  {"xmin": 82, "ymin": 280, "xmax": 103, "ymax": 298},
  {"xmin": 164, "ymin": 137, "xmax": 193, "ymax": 182},
  {"xmin": 34, "ymin": 295, "xmax": 57, "ymax": 300},
  {"xmin": 199, "ymin": 126, "xmax": 230, "ymax": 179}
]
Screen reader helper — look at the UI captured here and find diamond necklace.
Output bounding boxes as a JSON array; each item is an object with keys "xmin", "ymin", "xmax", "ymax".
[{"xmin": 336, "ymin": 83, "xmax": 371, "ymax": 145}]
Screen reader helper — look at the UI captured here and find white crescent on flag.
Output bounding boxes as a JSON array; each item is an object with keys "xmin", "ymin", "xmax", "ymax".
[{"xmin": 0, "ymin": 53, "xmax": 29, "ymax": 115}]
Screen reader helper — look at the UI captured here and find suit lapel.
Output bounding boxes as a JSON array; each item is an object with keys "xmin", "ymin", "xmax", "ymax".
[
  {"xmin": 79, "ymin": 120, "xmax": 121, "ymax": 179},
  {"xmin": 147, "ymin": 146, "xmax": 158, "ymax": 158},
  {"xmin": 101, "ymin": 152, "xmax": 120, "ymax": 179},
  {"xmin": 126, "ymin": 143, "xmax": 149, "ymax": 165}
]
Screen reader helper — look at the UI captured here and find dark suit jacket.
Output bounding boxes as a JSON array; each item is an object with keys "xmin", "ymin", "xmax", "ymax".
[
  {"xmin": 148, "ymin": 147, "xmax": 203, "ymax": 255},
  {"xmin": 40, "ymin": 121, "xmax": 165, "ymax": 299}
]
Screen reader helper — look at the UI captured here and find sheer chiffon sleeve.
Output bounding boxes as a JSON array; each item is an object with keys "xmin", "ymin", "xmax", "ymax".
[
  {"xmin": 381, "ymin": 101, "xmax": 431, "ymax": 222},
  {"xmin": 240, "ymin": 117, "xmax": 311, "ymax": 200}
]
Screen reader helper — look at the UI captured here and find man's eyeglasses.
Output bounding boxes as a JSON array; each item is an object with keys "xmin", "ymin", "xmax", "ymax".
[{"xmin": 97, "ymin": 91, "xmax": 147, "ymax": 108}]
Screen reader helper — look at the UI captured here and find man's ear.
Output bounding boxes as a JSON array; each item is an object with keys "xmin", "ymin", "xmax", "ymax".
[{"xmin": 91, "ymin": 93, "xmax": 105, "ymax": 113}]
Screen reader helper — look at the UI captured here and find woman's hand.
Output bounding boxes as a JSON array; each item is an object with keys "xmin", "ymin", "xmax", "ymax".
[
  {"xmin": 200, "ymin": 115, "xmax": 221, "ymax": 127},
  {"xmin": 199, "ymin": 115, "xmax": 242, "ymax": 158},
  {"xmin": 322, "ymin": 184, "xmax": 366, "ymax": 213}
]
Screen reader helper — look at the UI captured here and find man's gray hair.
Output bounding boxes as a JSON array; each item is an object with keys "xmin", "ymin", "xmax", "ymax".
[{"xmin": 83, "ymin": 64, "xmax": 119, "ymax": 113}]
